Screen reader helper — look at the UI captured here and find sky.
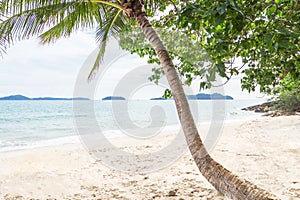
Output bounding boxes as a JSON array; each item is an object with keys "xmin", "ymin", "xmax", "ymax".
[{"xmin": 0, "ymin": 31, "xmax": 267, "ymax": 100}]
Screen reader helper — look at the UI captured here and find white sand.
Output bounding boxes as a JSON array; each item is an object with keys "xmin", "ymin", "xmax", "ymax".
[{"xmin": 0, "ymin": 116, "xmax": 299, "ymax": 199}]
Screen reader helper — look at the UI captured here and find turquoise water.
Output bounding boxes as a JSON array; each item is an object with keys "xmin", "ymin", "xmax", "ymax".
[{"xmin": 0, "ymin": 99, "xmax": 264, "ymax": 151}]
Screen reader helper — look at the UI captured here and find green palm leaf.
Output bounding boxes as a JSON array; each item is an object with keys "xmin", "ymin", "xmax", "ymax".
[
  {"xmin": 38, "ymin": 2, "xmax": 105, "ymax": 44},
  {"xmin": 0, "ymin": 1, "xmax": 99, "ymax": 52},
  {"xmin": 88, "ymin": 7, "xmax": 127, "ymax": 80},
  {"xmin": 0, "ymin": 0, "xmax": 129, "ymax": 78}
]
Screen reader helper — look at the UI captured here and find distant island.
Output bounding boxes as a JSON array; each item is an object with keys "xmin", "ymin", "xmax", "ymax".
[
  {"xmin": 0, "ymin": 94, "xmax": 232, "ymax": 101},
  {"xmin": 150, "ymin": 97, "xmax": 169, "ymax": 100},
  {"xmin": 0, "ymin": 95, "xmax": 89, "ymax": 100},
  {"xmin": 102, "ymin": 96, "xmax": 126, "ymax": 100},
  {"xmin": 150, "ymin": 93, "xmax": 233, "ymax": 100}
]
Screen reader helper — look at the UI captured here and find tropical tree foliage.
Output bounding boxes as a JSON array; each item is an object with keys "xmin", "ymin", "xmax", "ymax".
[
  {"xmin": 275, "ymin": 75, "xmax": 300, "ymax": 113},
  {"xmin": 123, "ymin": 0, "xmax": 300, "ymax": 97},
  {"xmin": 119, "ymin": 26, "xmax": 210, "ymax": 87}
]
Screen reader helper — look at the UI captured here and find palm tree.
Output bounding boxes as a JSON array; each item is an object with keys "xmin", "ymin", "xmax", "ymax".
[{"xmin": 0, "ymin": 0, "xmax": 278, "ymax": 199}]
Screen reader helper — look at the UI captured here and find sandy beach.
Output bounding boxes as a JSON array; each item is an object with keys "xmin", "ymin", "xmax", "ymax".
[{"xmin": 0, "ymin": 116, "xmax": 299, "ymax": 200}]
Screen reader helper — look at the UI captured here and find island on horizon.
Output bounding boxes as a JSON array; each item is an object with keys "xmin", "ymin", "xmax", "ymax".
[
  {"xmin": 0, "ymin": 95, "xmax": 90, "ymax": 101},
  {"xmin": 102, "ymin": 96, "xmax": 126, "ymax": 100},
  {"xmin": 150, "ymin": 93, "xmax": 233, "ymax": 100},
  {"xmin": 1, "ymin": 94, "xmax": 233, "ymax": 101}
]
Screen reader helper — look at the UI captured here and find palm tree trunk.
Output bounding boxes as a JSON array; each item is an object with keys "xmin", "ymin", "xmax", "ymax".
[{"xmin": 122, "ymin": 0, "xmax": 279, "ymax": 199}]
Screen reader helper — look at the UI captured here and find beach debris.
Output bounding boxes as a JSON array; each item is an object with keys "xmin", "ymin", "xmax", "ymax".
[
  {"xmin": 152, "ymin": 194, "xmax": 161, "ymax": 199},
  {"xmin": 167, "ymin": 190, "xmax": 177, "ymax": 196}
]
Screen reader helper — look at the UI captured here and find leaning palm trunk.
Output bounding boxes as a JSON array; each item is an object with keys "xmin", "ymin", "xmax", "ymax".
[{"xmin": 122, "ymin": 0, "xmax": 278, "ymax": 199}]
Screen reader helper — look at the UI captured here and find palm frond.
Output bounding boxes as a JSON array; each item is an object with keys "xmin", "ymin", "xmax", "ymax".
[
  {"xmin": 88, "ymin": 0, "xmax": 126, "ymax": 11},
  {"xmin": 0, "ymin": 0, "xmax": 129, "ymax": 80},
  {"xmin": 0, "ymin": 36, "xmax": 8, "ymax": 57},
  {"xmin": 88, "ymin": 7, "xmax": 127, "ymax": 80},
  {"xmin": 0, "ymin": 0, "xmax": 124, "ymax": 54},
  {"xmin": 0, "ymin": 1, "xmax": 98, "ymax": 53},
  {"xmin": 38, "ymin": 2, "xmax": 105, "ymax": 44}
]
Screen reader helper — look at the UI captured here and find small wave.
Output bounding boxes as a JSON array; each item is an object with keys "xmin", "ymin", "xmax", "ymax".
[{"xmin": 0, "ymin": 135, "xmax": 80, "ymax": 152}]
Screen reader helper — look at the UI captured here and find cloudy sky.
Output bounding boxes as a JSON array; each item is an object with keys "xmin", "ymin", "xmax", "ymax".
[{"xmin": 0, "ymin": 31, "xmax": 266, "ymax": 100}]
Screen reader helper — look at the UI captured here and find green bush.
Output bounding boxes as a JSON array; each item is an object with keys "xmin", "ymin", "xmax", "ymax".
[
  {"xmin": 275, "ymin": 75, "xmax": 300, "ymax": 113},
  {"xmin": 276, "ymin": 91, "xmax": 300, "ymax": 113}
]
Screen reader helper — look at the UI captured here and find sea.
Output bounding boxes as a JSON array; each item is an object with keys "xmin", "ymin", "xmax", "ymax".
[{"xmin": 0, "ymin": 99, "xmax": 266, "ymax": 152}]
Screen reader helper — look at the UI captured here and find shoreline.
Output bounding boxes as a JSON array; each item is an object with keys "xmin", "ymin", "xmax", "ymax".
[
  {"xmin": 242, "ymin": 100, "xmax": 300, "ymax": 116},
  {"xmin": 0, "ymin": 114, "xmax": 264, "ymax": 153},
  {"xmin": 0, "ymin": 115, "xmax": 299, "ymax": 199}
]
